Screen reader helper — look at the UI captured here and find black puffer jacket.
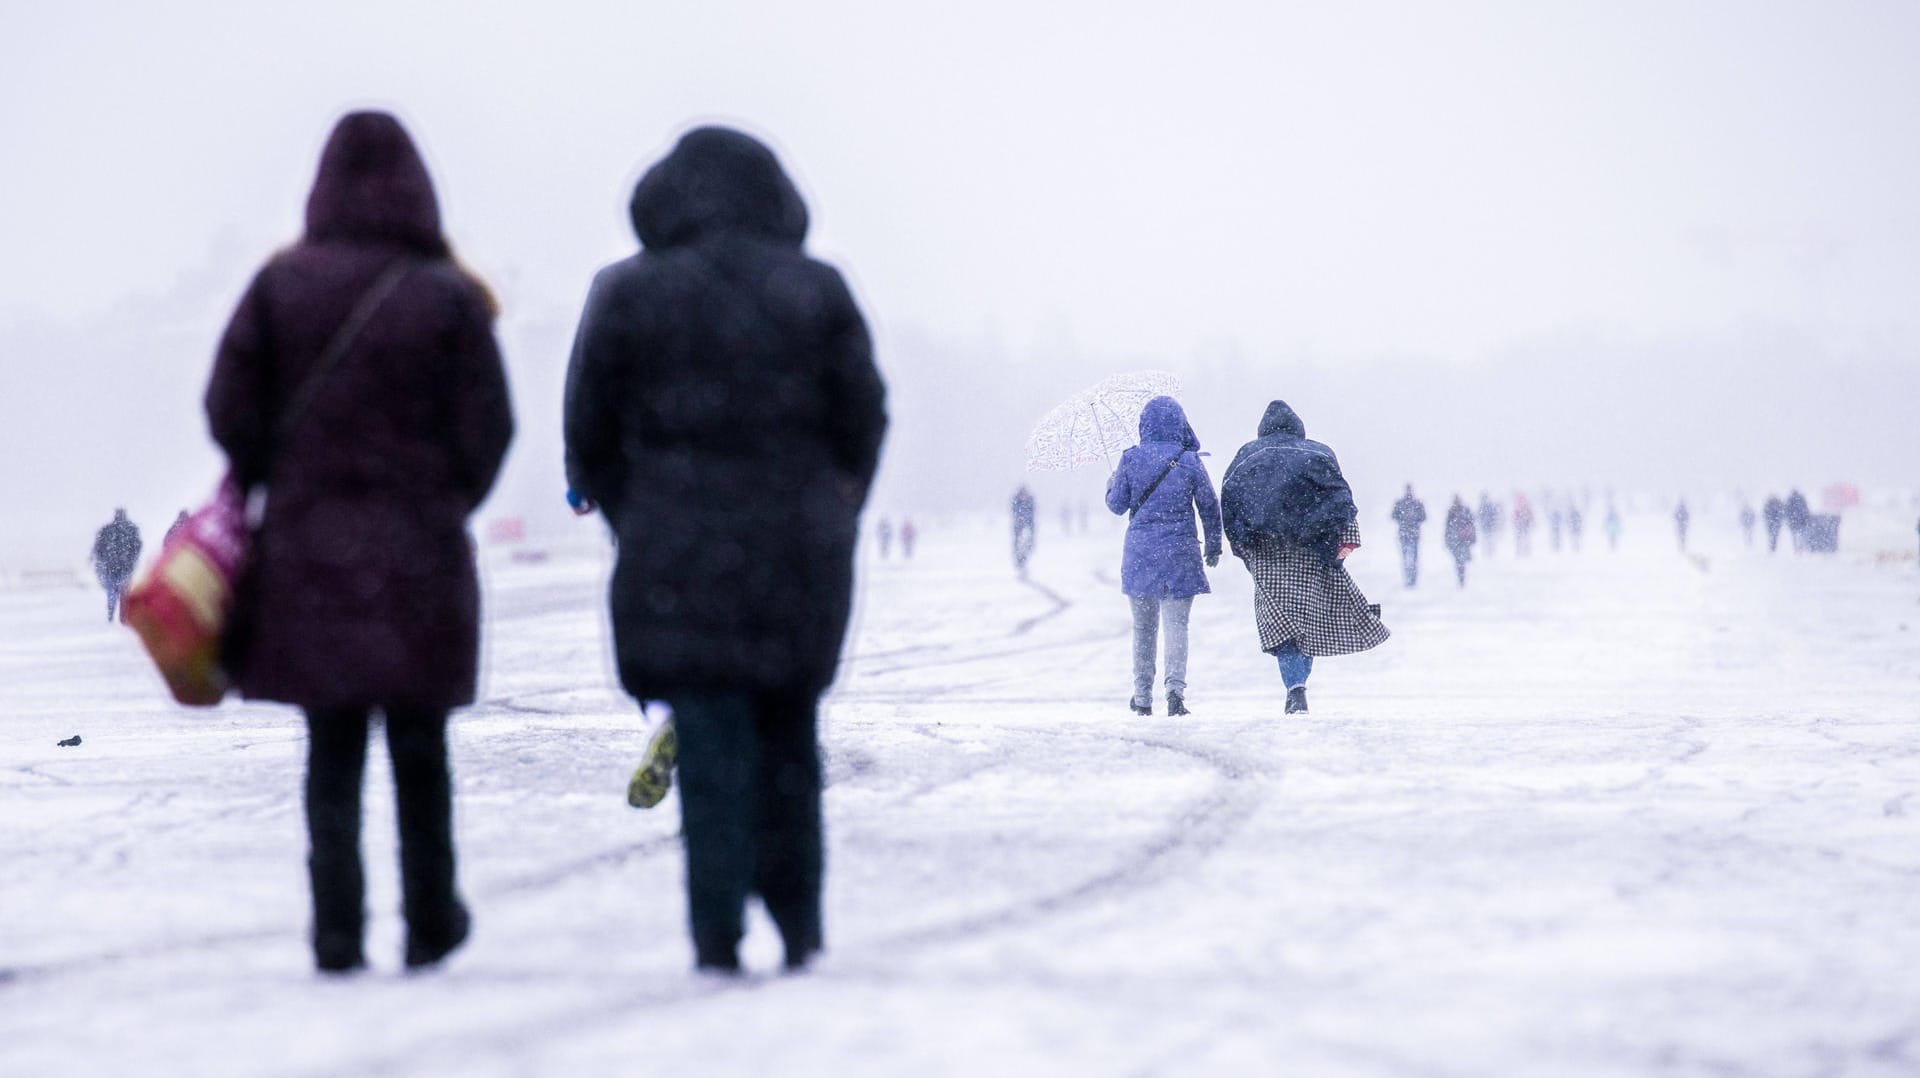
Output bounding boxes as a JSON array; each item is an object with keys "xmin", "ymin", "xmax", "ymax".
[
  {"xmin": 1219, "ymin": 400, "xmax": 1358, "ymax": 567},
  {"xmin": 564, "ymin": 127, "xmax": 888, "ymax": 696}
]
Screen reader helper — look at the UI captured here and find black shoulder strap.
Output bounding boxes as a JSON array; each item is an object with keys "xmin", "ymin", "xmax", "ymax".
[
  {"xmin": 1130, "ymin": 452, "xmax": 1186, "ymax": 518},
  {"xmin": 274, "ymin": 258, "xmax": 416, "ymax": 447}
]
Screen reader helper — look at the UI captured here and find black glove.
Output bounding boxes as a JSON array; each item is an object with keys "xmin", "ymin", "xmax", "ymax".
[{"xmin": 1206, "ymin": 551, "xmax": 1220, "ymax": 568}]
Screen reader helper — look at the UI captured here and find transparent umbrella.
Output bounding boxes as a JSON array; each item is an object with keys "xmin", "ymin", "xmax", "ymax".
[{"xmin": 1024, "ymin": 370, "xmax": 1183, "ymax": 471}]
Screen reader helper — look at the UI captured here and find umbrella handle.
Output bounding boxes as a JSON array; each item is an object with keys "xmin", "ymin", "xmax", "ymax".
[{"xmin": 1090, "ymin": 404, "xmax": 1112, "ymax": 468}]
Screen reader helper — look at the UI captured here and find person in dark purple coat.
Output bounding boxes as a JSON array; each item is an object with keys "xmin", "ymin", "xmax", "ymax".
[
  {"xmin": 204, "ymin": 112, "xmax": 514, "ymax": 974},
  {"xmin": 1105, "ymin": 396, "xmax": 1223, "ymax": 716}
]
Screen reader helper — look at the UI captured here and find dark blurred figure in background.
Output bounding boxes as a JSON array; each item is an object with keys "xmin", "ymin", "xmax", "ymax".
[
  {"xmin": 1011, "ymin": 484, "xmax": 1037, "ymax": 576},
  {"xmin": 1390, "ymin": 484, "xmax": 1426, "ymax": 588},
  {"xmin": 1674, "ymin": 500, "xmax": 1692, "ymax": 552},
  {"xmin": 1605, "ymin": 502, "xmax": 1623, "ymax": 551},
  {"xmin": 564, "ymin": 126, "xmax": 886, "ymax": 974},
  {"xmin": 1513, "ymin": 492, "xmax": 1535, "ymax": 556},
  {"xmin": 206, "ymin": 112, "xmax": 514, "ymax": 974},
  {"xmin": 1476, "ymin": 492, "xmax": 1501, "ymax": 558},
  {"xmin": 1763, "ymin": 494, "xmax": 1786, "ymax": 553},
  {"xmin": 876, "ymin": 517, "xmax": 893, "ymax": 559},
  {"xmin": 1785, "ymin": 489, "xmax": 1811, "ymax": 553},
  {"xmin": 1548, "ymin": 499, "xmax": 1565, "ymax": 553},
  {"xmin": 1739, "ymin": 502, "xmax": 1756, "ymax": 548},
  {"xmin": 91, "ymin": 509, "xmax": 142, "ymax": 622},
  {"xmin": 1567, "ymin": 501, "xmax": 1584, "ymax": 553},
  {"xmin": 1444, "ymin": 495, "xmax": 1476, "ymax": 586},
  {"xmin": 900, "ymin": 518, "xmax": 918, "ymax": 560}
]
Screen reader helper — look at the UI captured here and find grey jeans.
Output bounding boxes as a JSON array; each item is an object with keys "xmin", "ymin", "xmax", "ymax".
[{"xmin": 1129, "ymin": 594, "xmax": 1193, "ymax": 701}]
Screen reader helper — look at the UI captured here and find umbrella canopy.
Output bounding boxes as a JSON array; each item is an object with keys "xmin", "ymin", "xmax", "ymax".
[{"xmin": 1024, "ymin": 370, "xmax": 1183, "ymax": 471}]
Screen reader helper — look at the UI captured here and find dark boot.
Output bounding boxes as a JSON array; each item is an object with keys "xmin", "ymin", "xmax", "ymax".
[
  {"xmin": 404, "ymin": 900, "xmax": 470, "ymax": 970},
  {"xmin": 314, "ymin": 928, "xmax": 366, "ymax": 974},
  {"xmin": 1166, "ymin": 691, "xmax": 1190, "ymax": 716},
  {"xmin": 1285, "ymin": 687, "xmax": 1308, "ymax": 714},
  {"xmin": 1129, "ymin": 697, "xmax": 1152, "ymax": 715}
]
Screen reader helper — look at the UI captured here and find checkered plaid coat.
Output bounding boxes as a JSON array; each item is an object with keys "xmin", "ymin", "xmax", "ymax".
[{"xmin": 1245, "ymin": 520, "xmax": 1391, "ymax": 656}]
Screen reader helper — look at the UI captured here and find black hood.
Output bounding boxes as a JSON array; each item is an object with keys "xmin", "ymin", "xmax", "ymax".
[
  {"xmin": 1257, "ymin": 400, "xmax": 1305, "ymax": 439},
  {"xmin": 629, "ymin": 126, "xmax": 809, "ymax": 249}
]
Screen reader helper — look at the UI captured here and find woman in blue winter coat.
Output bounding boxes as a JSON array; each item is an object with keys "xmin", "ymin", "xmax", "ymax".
[{"xmin": 1105, "ymin": 396, "xmax": 1224, "ymax": 716}]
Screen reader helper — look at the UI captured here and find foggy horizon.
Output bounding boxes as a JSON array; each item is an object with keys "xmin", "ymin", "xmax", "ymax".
[{"xmin": 5, "ymin": 1, "xmax": 1917, "ymax": 566}]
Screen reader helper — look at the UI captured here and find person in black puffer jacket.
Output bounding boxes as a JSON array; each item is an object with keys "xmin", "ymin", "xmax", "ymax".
[
  {"xmin": 563, "ymin": 126, "xmax": 887, "ymax": 974},
  {"xmin": 1219, "ymin": 400, "xmax": 1388, "ymax": 716}
]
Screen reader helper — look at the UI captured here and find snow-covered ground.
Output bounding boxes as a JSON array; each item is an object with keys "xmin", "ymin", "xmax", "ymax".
[{"xmin": 3, "ymin": 505, "xmax": 1918, "ymax": 1077}]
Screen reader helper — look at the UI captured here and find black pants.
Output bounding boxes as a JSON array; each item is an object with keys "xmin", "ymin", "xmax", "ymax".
[
  {"xmin": 304, "ymin": 707, "xmax": 462, "ymax": 951},
  {"xmin": 666, "ymin": 691, "xmax": 823, "ymax": 968},
  {"xmin": 1398, "ymin": 537, "xmax": 1419, "ymax": 586}
]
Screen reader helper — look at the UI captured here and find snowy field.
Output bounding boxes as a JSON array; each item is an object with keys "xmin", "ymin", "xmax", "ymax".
[{"xmin": 4, "ymin": 505, "xmax": 1919, "ymax": 1077}]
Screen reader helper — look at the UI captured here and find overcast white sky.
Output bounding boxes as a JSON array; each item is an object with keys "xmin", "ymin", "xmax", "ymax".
[{"xmin": 3, "ymin": 1, "xmax": 1917, "ymax": 562}]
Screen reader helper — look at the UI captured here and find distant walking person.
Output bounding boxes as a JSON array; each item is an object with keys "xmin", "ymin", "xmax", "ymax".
[
  {"xmin": 1476, "ymin": 492, "xmax": 1501, "ymax": 557},
  {"xmin": 1548, "ymin": 502, "xmax": 1565, "ymax": 552},
  {"xmin": 1513, "ymin": 492, "xmax": 1536, "ymax": 556},
  {"xmin": 1567, "ymin": 503, "xmax": 1584, "ymax": 552},
  {"xmin": 1604, "ymin": 503, "xmax": 1623, "ymax": 550},
  {"xmin": 1739, "ymin": 503, "xmax": 1757, "ymax": 548},
  {"xmin": 876, "ymin": 517, "xmax": 893, "ymax": 559},
  {"xmin": 1104, "ymin": 396, "xmax": 1223, "ymax": 717},
  {"xmin": 1674, "ymin": 500, "xmax": 1692, "ymax": 552},
  {"xmin": 563, "ymin": 126, "xmax": 886, "ymax": 974},
  {"xmin": 91, "ymin": 509, "xmax": 141, "ymax": 622},
  {"xmin": 1763, "ymin": 495, "xmax": 1786, "ymax": 553},
  {"xmin": 1011, "ymin": 485, "xmax": 1038, "ymax": 576},
  {"xmin": 1444, "ymin": 496, "xmax": 1476, "ymax": 586},
  {"xmin": 1220, "ymin": 401, "xmax": 1389, "ymax": 716},
  {"xmin": 900, "ymin": 519, "xmax": 917, "ymax": 559},
  {"xmin": 1390, "ymin": 484, "xmax": 1427, "ymax": 587},
  {"xmin": 205, "ymin": 112, "xmax": 514, "ymax": 974},
  {"xmin": 1785, "ymin": 489, "xmax": 1811, "ymax": 553}
]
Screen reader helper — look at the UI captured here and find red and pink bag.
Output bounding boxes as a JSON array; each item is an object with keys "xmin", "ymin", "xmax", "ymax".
[{"xmin": 123, "ymin": 476, "xmax": 248, "ymax": 706}]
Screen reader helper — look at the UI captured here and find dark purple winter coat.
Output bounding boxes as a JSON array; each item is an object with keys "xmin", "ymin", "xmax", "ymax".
[
  {"xmin": 205, "ymin": 112, "xmax": 514, "ymax": 711},
  {"xmin": 1104, "ymin": 396, "xmax": 1223, "ymax": 599}
]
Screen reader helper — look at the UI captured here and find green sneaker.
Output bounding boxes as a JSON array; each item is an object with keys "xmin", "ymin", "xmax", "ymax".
[{"xmin": 626, "ymin": 720, "xmax": 677, "ymax": 809}]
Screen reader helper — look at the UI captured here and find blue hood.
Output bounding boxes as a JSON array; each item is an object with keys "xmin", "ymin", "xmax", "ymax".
[{"xmin": 1138, "ymin": 395, "xmax": 1200, "ymax": 451}]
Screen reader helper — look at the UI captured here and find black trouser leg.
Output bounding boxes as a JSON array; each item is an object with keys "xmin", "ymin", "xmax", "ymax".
[
  {"xmin": 384, "ymin": 707, "xmax": 466, "ymax": 962},
  {"xmin": 669, "ymin": 693, "xmax": 759, "ymax": 969},
  {"xmin": 305, "ymin": 708, "xmax": 371, "ymax": 968},
  {"xmin": 753, "ymin": 692, "xmax": 824, "ymax": 965}
]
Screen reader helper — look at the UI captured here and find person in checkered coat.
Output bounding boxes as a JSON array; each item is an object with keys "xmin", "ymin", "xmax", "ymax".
[{"xmin": 1219, "ymin": 401, "xmax": 1389, "ymax": 714}]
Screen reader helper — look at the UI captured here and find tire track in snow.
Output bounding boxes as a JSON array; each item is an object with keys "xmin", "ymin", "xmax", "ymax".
[{"xmin": 862, "ymin": 728, "xmax": 1266, "ymax": 955}]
